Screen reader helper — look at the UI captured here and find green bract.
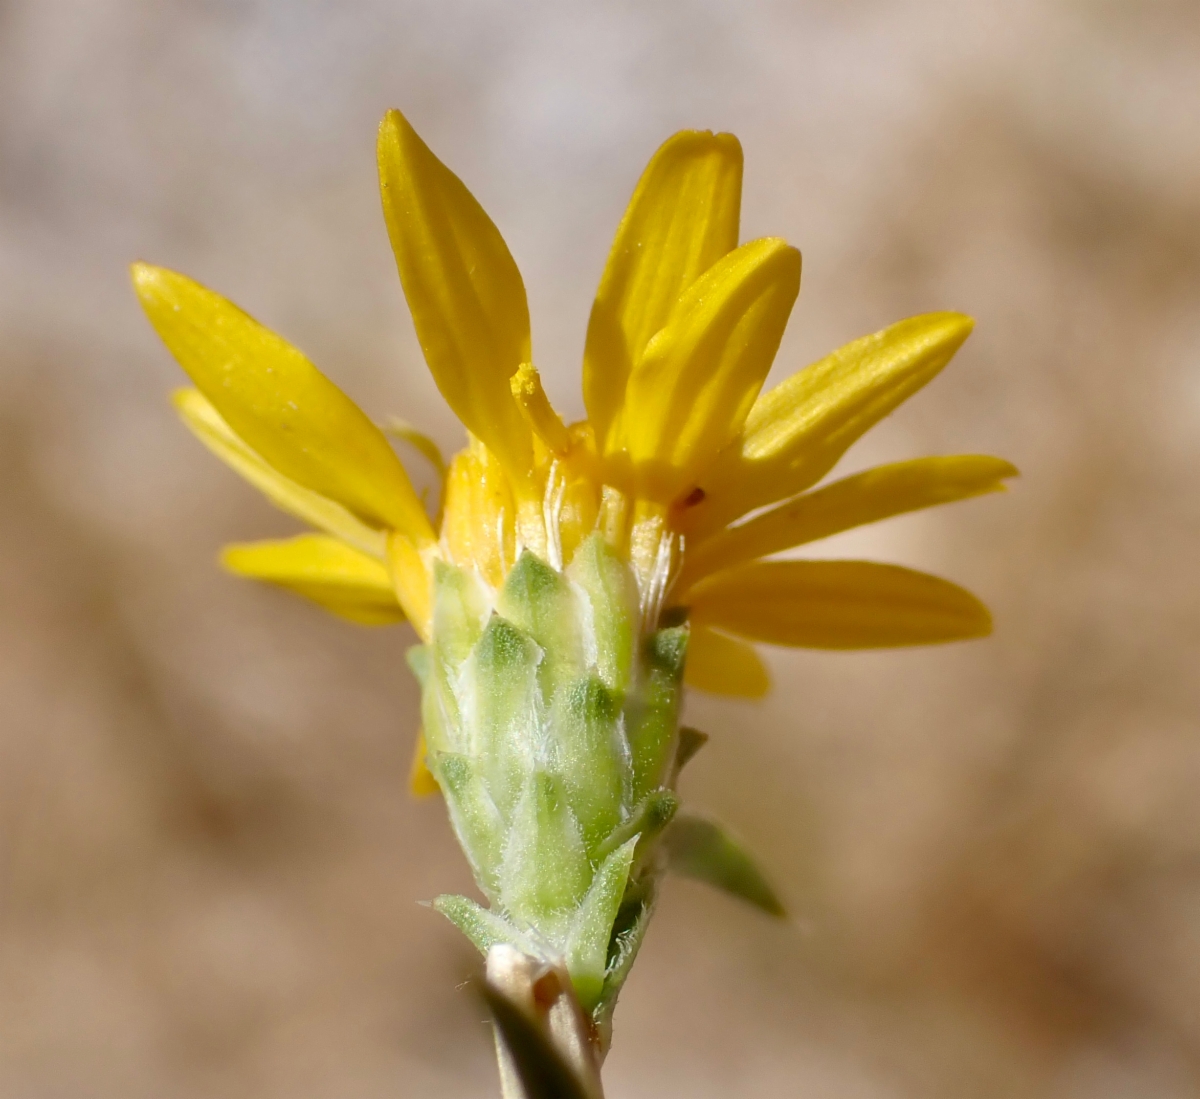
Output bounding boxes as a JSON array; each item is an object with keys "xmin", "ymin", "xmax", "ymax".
[{"xmin": 418, "ymin": 534, "xmax": 686, "ymax": 1019}]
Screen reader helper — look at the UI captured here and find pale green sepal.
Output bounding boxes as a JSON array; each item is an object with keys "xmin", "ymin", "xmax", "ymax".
[
  {"xmin": 549, "ymin": 677, "xmax": 628, "ymax": 854},
  {"xmin": 565, "ymin": 534, "xmax": 638, "ymax": 694},
  {"xmin": 406, "ymin": 644, "xmax": 430, "ymax": 687},
  {"xmin": 435, "ymin": 753, "xmax": 506, "ymax": 900},
  {"xmin": 500, "ymin": 772, "xmax": 591, "ymax": 938},
  {"xmin": 432, "ymin": 560, "xmax": 489, "ymax": 669},
  {"xmin": 664, "ymin": 811, "xmax": 786, "ymax": 917},
  {"xmin": 496, "ymin": 551, "xmax": 585, "ymax": 698},
  {"xmin": 564, "ymin": 836, "xmax": 639, "ymax": 1012},
  {"xmin": 469, "ymin": 615, "xmax": 543, "ymax": 817},
  {"xmin": 418, "ymin": 655, "xmax": 460, "ymax": 758},
  {"xmin": 628, "ymin": 625, "xmax": 688, "ymax": 801},
  {"xmin": 432, "ymin": 894, "xmax": 540, "ymax": 957}
]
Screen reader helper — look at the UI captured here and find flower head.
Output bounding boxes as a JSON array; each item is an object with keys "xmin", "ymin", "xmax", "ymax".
[
  {"xmin": 133, "ymin": 111, "xmax": 1013, "ymax": 1032},
  {"xmin": 135, "ymin": 110, "xmax": 1009, "ymax": 682}
]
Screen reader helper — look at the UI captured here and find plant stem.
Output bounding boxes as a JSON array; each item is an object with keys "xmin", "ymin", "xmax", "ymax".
[{"xmin": 486, "ymin": 945, "xmax": 605, "ymax": 1099}]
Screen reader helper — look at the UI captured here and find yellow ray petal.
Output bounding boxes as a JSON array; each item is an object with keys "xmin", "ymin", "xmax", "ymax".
[
  {"xmin": 688, "ymin": 559, "xmax": 991, "ymax": 649},
  {"xmin": 685, "ymin": 312, "xmax": 974, "ymax": 535},
  {"xmin": 678, "ymin": 455, "xmax": 1017, "ymax": 592},
  {"xmin": 387, "ymin": 532, "xmax": 433, "ymax": 641},
  {"xmin": 554, "ymin": 464, "xmax": 601, "ymax": 568},
  {"xmin": 584, "ymin": 130, "xmax": 743, "ymax": 450},
  {"xmin": 409, "ymin": 730, "xmax": 441, "ymax": 798},
  {"xmin": 685, "ymin": 625, "xmax": 771, "ymax": 698},
  {"xmin": 174, "ymin": 389, "xmax": 387, "ymax": 560},
  {"xmin": 440, "ymin": 441, "xmax": 518, "ymax": 590},
  {"xmin": 133, "ymin": 264, "xmax": 433, "ymax": 544},
  {"xmin": 377, "ymin": 110, "xmax": 532, "ymax": 478},
  {"xmin": 383, "ymin": 417, "xmax": 447, "ymax": 485},
  {"xmin": 221, "ymin": 534, "xmax": 406, "ymax": 626},
  {"xmin": 623, "ymin": 237, "xmax": 801, "ymax": 503}
]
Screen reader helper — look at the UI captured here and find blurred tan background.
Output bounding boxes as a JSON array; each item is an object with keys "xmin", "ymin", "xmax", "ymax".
[{"xmin": 2, "ymin": 0, "xmax": 1199, "ymax": 1096}]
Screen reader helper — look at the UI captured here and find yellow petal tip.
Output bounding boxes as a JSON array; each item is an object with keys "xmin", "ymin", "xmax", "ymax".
[
  {"xmin": 409, "ymin": 731, "xmax": 441, "ymax": 798},
  {"xmin": 130, "ymin": 260, "xmax": 170, "ymax": 299},
  {"xmin": 168, "ymin": 386, "xmax": 196, "ymax": 411}
]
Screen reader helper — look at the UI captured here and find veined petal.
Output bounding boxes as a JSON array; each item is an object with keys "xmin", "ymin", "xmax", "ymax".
[
  {"xmin": 134, "ymin": 264, "xmax": 433, "ymax": 544},
  {"xmin": 383, "ymin": 418, "xmax": 447, "ymax": 486},
  {"xmin": 377, "ymin": 110, "xmax": 532, "ymax": 476},
  {"xmin": 387, "ymin": 532, "xmax": 433, "ymax": 641},
  {"xmin": 685, "ymin": 626, "xmax": 770, "ymax": 698},
  {"xmin": 678, "ymin": 454, "xmax": 1017, "ymax": 592},
  {"xmin": 686, "ymin": 312, "xmax": 974, "ymax": 535},
  {"xmin": 440, "ymin": 440, "xmax": 518, "ymax": 590},
  {"xmin": 584, "ymin": 130, "xmax": 743, "ymax": 450},
  {"xmin": 623, "ymin": 238, "xmax": 801, "ymax": 503},
  {"xmin": 175, "ymin": 388, "xmax": 387, "ymax": 560},
  {"xmin": 222, "ymin": 535, "xmax": 406, "ymax": 626},
  {"xmin": 688, "ymin": 559, "xmax": 991, "ymax": 649}
]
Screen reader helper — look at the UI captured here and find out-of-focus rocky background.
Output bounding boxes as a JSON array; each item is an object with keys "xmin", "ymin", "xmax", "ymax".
[{"xmin": 2, "ymin": 1, "xmax": 1199, "ymax": 1096}]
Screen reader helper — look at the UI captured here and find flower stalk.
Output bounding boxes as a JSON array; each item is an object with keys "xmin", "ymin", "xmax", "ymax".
[{"xmin": 485, "ymin": 945, "xmax": 604, "ymax": 1099}]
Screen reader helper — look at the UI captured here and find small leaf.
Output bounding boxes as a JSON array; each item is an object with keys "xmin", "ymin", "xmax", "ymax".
[
  {"xmin": 481, "ymin": 983, "xmax": 593, "ymax": 1099},
  {"xmin": 564, "ymin": 836, "xmax": 639, "ymax": 1011},
  {"xmin": 664, "ymin": 811, "xmax": 786, "ymax": 917},
  {"xmin": 593, "ymin": 880, "xmax": 658, "ymax": 1037},
  {"xmin": 594, "ymin": 790, "xmax": 678, "ymax": 864},
  {"xmin": 432, "ymin": 895, "xmax": 537, "ymax": 957}
]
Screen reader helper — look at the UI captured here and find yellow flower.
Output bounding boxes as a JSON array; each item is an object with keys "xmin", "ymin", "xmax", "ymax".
[{"xmin": 134, "ymin": 110, "xmax": 1013, "ymax": 747}]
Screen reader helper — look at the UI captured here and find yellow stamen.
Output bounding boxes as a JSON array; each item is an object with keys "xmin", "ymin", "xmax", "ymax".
[{"xmin": 510, "ymin": 362, "xmax": 573, "ymax": 457}]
